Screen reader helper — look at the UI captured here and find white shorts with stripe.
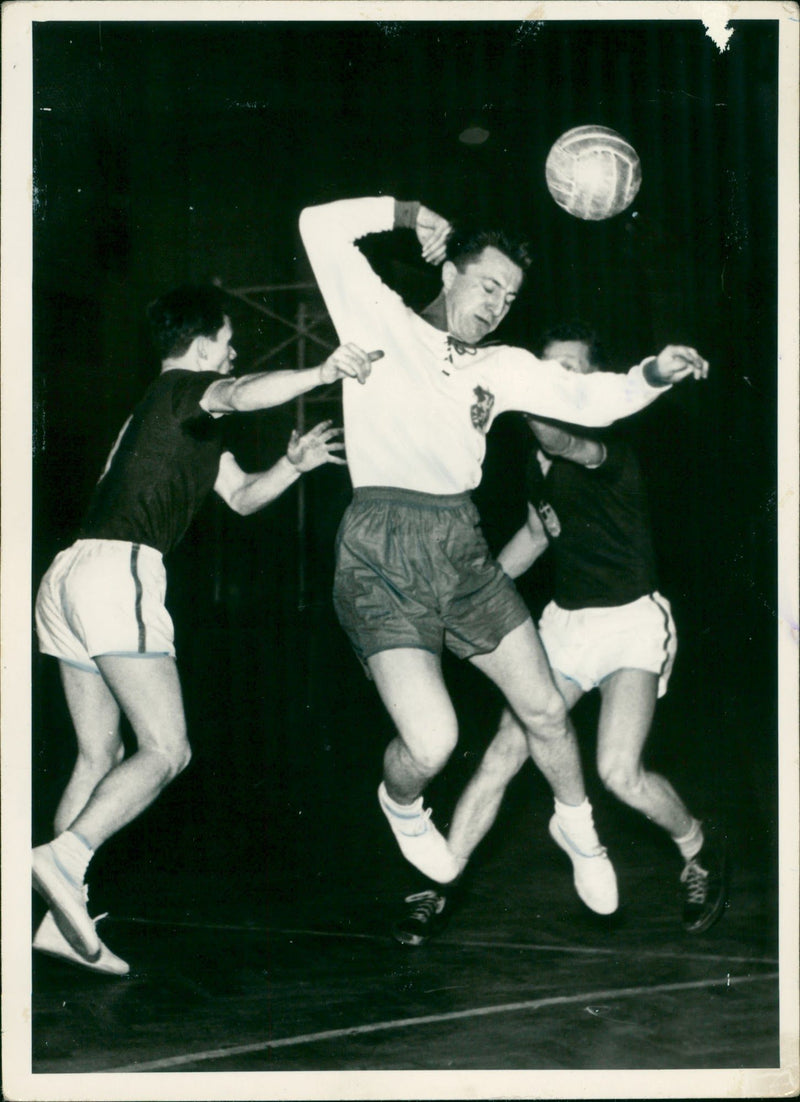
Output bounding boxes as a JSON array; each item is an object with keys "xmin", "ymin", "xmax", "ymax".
[
  {"xmin": 538, "ymin": 592, "xmax": 677, "ymax": 699},
  {"xmin": 35, "ymin": 539, "xmax": 175, "ymax": 673}
]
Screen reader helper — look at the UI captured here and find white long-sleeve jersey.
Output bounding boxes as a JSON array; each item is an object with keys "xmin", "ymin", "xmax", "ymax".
[{"xmin": 300, "ymin": 196, "xmax": 668, "ymax": 495}]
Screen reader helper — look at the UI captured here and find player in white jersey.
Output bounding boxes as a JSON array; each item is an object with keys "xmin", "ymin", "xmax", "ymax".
[{"xmin": 300, "ymin": 196, "xmax": 708, "ymax": 930}]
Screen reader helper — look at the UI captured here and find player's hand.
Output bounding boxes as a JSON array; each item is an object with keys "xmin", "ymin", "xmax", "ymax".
[
  {"xmin": 286, "ymin": 420, "xmax": 346, "ymax": 473},
  {"xmin": 320, "ymin": 343, "xmax": 383, "ymax": 385},
  {"xmin": 651, "ymin": 346, "xmax": 710, "ymax": 384},
  {"xmin": 416, "ymin": 205, "xmax": 452, "ymax": 265}
]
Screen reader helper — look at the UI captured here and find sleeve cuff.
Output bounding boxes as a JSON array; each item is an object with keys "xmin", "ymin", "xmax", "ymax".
[
  {"xmin": 394, "ymin": 199, "xmax": 421, "ymax": 230},
  {"xmin": 640, "ymin": 356, "xmax": 671, "ymax": 389}
]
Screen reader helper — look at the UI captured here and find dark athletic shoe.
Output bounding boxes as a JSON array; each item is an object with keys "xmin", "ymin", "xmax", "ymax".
[
  {"xmin": 680, "ymin": 825, "xmax": 729, "ymax": 933},
  {"xmin": 392, "ymin": 888, "xmax": 450, "ymax": 947}
]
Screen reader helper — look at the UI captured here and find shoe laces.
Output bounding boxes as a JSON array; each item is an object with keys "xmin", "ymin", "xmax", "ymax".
[
  {"xmin": 681, "ymin": 858, "xmax": 709, "ymax": 903},
  {"xmin": 403, "ymin": 890, "xmax": 443, "ymax": 921},
  {"xmin": 82, "ymin": 882, "xmax": 108, "ymax": 926}
]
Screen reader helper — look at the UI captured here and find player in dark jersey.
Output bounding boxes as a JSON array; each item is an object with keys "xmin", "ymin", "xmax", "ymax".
[
  {"xmin": 393, "ymin": 323, "xmax": 727, "ymax": 946},
  {"xmin": 33, "ymin": 284, "xmax": 379, "ymax": 973}
]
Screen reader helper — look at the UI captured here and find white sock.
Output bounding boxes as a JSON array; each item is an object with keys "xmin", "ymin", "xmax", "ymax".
[
  {"xmin": 50, "ymin": 830, "xmax": 94, "ymax": 885},
  {"xmin": 378, "ymin": 781, "xmax": 423, "ymax": 817},
  {"xmin": 554, "ymin": 796, "xmax": 593, "ymax": 825},
  {"xmin": 673, "ymin": 818, "xmax": 704, "ymax": 862},
  {"xmin": 553, "ymin": 797, "xmax": 600, "ymax": 847}
]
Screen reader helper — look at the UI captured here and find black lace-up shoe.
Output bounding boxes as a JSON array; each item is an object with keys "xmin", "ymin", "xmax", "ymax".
[
  {"xmin": 392, "ymin": 888, "xmax": 451, "ymax": 947},
  {"xmin": 680, "ymin": 825, "xmax": 729, "ymax": 933}
]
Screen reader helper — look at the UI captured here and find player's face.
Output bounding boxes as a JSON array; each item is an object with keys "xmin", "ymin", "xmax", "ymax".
[
  {"xmin": 206, "ymin": 317, "xmax": 237, "ymax": 374},
  {"xmin": 542, "ymin": 339, "xmax": 595, "ymax": 374},
  {"xmin": 442, "ymin": 247, "xmax": 524, "ymax": 345}
]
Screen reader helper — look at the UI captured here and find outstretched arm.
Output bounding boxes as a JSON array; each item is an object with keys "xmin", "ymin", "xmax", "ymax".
[
  {"xmin": 214, "ymin": 420, "xmax": 346, "ymax": 516},
  {"xmin": 497, "ymin": 504, "xmax": 550, "ymax": 580},
  {"xmin": 498, "ymin": 345, "xmax": 709, "ymax": 428},
  {"xmin": 201, "ymin": 344, "xmax": 383, "ymax": 416}
]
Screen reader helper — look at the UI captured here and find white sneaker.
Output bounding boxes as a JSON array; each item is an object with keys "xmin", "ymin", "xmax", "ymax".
[
  {"xmin": 548, "ymin": 814, "xmax": 619, "ymax": 915},
  {"xmin": 32, "ymin": 843, "xmax": 101, "ymax": 960},
  {"xmin": 378, "ymin": 783, "xmax": 461, "ymax": 883},
  {"xmin": 33, "ymin": 911, "xmax": 130, "ymax": 976}
]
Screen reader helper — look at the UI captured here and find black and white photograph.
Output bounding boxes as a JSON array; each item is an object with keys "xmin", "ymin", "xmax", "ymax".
[{"xmin": 2, "ymin": 2, "xmax": 798, "ymax": 1098}]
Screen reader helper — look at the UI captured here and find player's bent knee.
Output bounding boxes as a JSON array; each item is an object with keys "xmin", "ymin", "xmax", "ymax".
[
  {"xmin": 150, "ymin": 740, "xmax": 192, "ymax": 784},
  {"xmin": 406, "ymin": 732, "xmax": 457, "ymax": 776},
  {"xmin": 519, "ymin": 691, "xmax": 568, "ymax": 742},
  {"xmin": 77, "ymin": 742, "xmax": 125, "ymax": 775}
]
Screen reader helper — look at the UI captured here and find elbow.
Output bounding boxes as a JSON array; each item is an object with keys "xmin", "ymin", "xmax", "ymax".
[
  {"xmin": 298, "ymin": 204, "xmax": 322, "ymax": 243},
  {"xmin": 225, "ymin": 488, "xmax": 252, "ymax": 516}
]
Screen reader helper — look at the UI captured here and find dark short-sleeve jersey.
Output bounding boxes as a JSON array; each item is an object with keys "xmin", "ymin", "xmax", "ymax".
[
  {"xmin": 79, "ymin": 369, "xmax": 226, "ymax": 556},
  {"xmin": 524, "ymin": 435, "xmax": 658, "ymax": 609}
]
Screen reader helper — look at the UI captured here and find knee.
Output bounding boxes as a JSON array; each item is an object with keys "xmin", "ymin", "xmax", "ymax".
[
  {"xmin": 149, "ymin": 738, "xmax": 192, "ymax": 785},
  {"xmin": 598, "ymin": 753, "xmax": 642, "ymax": 801},
  {"xmin": 76, "ymin": 740, "xmax": 125, "ymax": 777},
  {"xmin": 518, "ymin": 689, "xmax": 568, "ymax": 743},
  {"xmin": 405, "ymin": 726, "xmax": 458, "ymax": 777},
  {"xmin": 166, "ymin": 740, "xmax": 192, "ymax": 780}
]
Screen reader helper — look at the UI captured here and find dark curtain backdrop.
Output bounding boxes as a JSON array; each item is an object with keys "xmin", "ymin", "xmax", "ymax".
[{"xmin": 32, "ymin": 18, "xmax": 779, "ymax": 880}]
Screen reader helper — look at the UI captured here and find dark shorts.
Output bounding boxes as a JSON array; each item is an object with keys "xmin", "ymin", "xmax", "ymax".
[{"xmin": 333, "ymin": 487, "xmax": 530, "ymax": 663}]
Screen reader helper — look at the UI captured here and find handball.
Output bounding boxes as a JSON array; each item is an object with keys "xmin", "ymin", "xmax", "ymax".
[{"xmin": 545, "ymin": 125, "xmax": 642, "ymax": 221}]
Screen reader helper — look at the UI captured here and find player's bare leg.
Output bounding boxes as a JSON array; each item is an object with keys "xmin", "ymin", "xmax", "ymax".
[
  {"xmin": 53, "ymin": 663, "xmax": 124, "ymax": 835},
  {"xmin": 447, "ymin": 707, "xmax": 530, "ymax": 866},
  {"xmin": 470, "ymin": 620, "xmax": 617, "ymax": 913},
  {"xmin": 33, "ymin": 655, "xmax": 191, "ymax": 959},
  {"xmin": 595, "ymin": 669, "xmax": 692, "ymax": 836},
  {"xmin": 469, "ymin": 619, "xmax": 584, "ymax": 804},
  {"xmin": 69, "ymin": 655, "xmax": 190, "ymax": 847},
  {"xmin": 594, "ymin": 667, "xmax": 728, "ymax": 930},
  {"xmin": 368, "ymin": 647, "xmax": 462, "ymax": 883}
]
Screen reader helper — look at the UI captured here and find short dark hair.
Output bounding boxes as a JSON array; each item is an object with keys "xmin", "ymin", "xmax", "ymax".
[
  {"xmin": 146, "ymin": 284, "xmax": 228, "ymax": 360},
  {"xmin": 445, "ymin": 226, "xmax": 532, "ymax": 275},
  {"xmin": 538, "ymin": 321, "xmax": 605, "ymax": 368}
]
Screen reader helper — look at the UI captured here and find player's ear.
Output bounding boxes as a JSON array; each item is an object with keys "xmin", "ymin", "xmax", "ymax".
[
  {"xmin": 195, "ymin": 335, "xmax": 209, "ymax": 361},
  {"xmin": 441, "ymin": 260, "xmax": 457, "ymax": 291}
]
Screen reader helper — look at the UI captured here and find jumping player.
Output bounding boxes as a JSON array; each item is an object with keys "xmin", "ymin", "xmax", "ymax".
[
  {"xmin": 33, "ymin": 283, "xmax": 379, "ymax": 973},
  {"xmin": 402, "ymin": 323, "xmax": 726, "ymax": 945},
  {"xmin": 299, "ymin": 196, "xmax": 709, "ymax": 933}
]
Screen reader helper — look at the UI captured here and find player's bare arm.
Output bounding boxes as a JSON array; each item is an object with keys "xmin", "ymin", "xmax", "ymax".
[
  {"xmin": 496, "ymin": 504, "xmax": 549, "ymax": 580},
  {"xmin": 525, "ymin": 417, "xmax": 606, "ymax": 469},
  {"xmin": 213, "ymin": 421, "xmax": 345, "ymax": 516},
  {"xmin": 201, "ymin": 344, "xmax": 383, "ymax": 415}
]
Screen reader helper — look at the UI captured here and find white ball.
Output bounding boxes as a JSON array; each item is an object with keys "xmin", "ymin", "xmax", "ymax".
[{"xmin": 545, "ymin": 125, "xmax": 642, "ymax": 221}]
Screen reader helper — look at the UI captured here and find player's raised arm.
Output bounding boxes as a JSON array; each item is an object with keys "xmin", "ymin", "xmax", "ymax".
[
  {"xmin": 299, "ymin": 197, "xmax": 405, "ymax": 341},
  {"xmin": 415, "ymin": 204, "xmax": 452, "ymax": 266}
]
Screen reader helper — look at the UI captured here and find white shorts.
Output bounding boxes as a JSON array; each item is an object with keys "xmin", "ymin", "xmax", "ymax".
[
  {"xmin": 35, "ymin": 539, "xmax": 175, "ymax": 673},
  {"xmin": 539, "ymin": 592, "xmax": 677, "ymax": 699}
]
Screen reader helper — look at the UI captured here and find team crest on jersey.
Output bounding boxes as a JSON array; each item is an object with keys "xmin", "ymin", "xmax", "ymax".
[
  {"xmin": 537, "ymin": 500, "xmax": 562, "ymax": 538},
  {"xmin": 470, "ymin": 386, "xmax": 495, "ymax": 431}
]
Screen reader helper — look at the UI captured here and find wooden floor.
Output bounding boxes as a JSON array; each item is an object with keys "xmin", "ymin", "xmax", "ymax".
[
  {"xmin": 21, "ymin": 613, "xmax": 790, "ymax": 1098},
  {"xmin": 28, "ymin": 788, "xmax": 781, "ymax": 1093}
]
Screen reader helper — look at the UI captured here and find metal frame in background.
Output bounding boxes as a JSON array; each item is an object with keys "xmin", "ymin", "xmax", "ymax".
[{"xmin": 222, "ymin": 281, "xmax": 339, "ymax": 612}]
